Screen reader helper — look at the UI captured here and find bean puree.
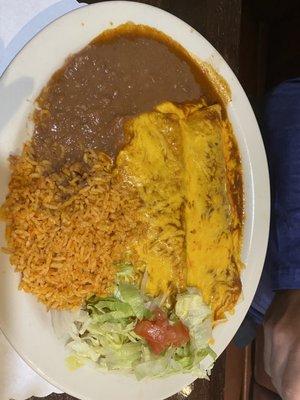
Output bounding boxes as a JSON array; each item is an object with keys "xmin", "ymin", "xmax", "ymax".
[{"xmin": 33, "ymin": 24, "xmax": 219, "ymax": 167}]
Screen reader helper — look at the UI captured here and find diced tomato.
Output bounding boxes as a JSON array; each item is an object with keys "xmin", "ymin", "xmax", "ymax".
[
  {"xmin": 134, "ymin": 320, "xmax": 165, "ymax": 342},
  {"xmin": 147, "ymin": 338, "xmax": 167, "ymax": 355},
  {"xmin": 167, "ymin": 321, "xmax": 190, "ymax": 347},
  {"xmin": 134, "ymin": 320, "xmax": 153, "ymax": 337},
  {"xmin": 153, "ymin": 307, "xmax": 168, "ymax": 322},
  {"xmin": 134, "ymin": 307, "xmax": 190, "ymax": 354}
]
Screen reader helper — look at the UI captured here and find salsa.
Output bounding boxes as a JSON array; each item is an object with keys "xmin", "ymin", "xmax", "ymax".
[{"xmin": 134, "ymin": 308, "xmax": 190, "ymax": 354}]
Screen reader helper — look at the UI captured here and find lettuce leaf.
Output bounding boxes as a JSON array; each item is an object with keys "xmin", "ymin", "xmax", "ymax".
[
  {"xmin": 116, "ymin": 283, "xmax": 151, "ymax": 320},
  {"xmin": 175, "ymin": 291, "xmax": 212, "ymax": 349},
  {"xmin": 115, "ymin": 261, "xmax": 135, "ymax": 283},
  {"xmin": 63, "ymin": 285, "xmax": 215, "ymax": 379}
]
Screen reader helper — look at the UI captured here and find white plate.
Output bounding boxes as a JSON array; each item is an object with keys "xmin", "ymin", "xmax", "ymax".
[{"xmin": 0, "ymin": 2, "xmax": 270, "ymax": 399}]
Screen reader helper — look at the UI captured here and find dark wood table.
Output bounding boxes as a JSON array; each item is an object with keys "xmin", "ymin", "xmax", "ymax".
[{"xmin": 27, "ymin": 1, "xmax": 244, "ymax": 399}]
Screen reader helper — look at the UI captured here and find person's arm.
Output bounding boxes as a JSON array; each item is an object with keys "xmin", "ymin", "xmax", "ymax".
[
  {"xmin": 264, "ymin": 291, "xmax": 300, "ymax": 400},
  {"xmin": 262, "ymin": 79, "xmax": 300, "ymax": 399}
]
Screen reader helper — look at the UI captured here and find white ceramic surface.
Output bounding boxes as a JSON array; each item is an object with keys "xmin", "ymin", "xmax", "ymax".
[{"xmin": 0, "ymin": 2, "xmax": 270, "ymax": 400}]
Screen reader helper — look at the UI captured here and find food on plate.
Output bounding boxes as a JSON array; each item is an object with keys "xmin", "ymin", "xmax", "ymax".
[
  {"xmin": 0, "ymin": 23, "xmax": 243, "ymax": 379},
  {"xmin": 32, "ymin": 23, "xmax": 209, "ymax": 167},
  {"xmin": 56, "ymin": 285, "xmax": 215, "ymax": 379},
  {"xmin": 0, "ymin": 144, "xmax": 145, "ymax": 308},
  {"xmin": 117, "ymin": 102, "xmax": 243, "ymax": 320}
]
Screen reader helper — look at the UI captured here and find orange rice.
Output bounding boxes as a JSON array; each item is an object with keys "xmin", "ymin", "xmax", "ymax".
[{"xmin": 0, "ymin": 142, "xmax": 144, "ymax": 309}]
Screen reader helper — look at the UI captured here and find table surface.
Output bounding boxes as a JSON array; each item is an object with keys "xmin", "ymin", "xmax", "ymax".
[{"xmin": 27, "ymin": 1, "xmax": 243, "ymax": 399}]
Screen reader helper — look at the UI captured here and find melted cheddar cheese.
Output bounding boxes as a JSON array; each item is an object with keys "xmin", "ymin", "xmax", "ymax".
[{"xmin": 116, "ymin": 101, "xmax": 243, "ymax": 320}]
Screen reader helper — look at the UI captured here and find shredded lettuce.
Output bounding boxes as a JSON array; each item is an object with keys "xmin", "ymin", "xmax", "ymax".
[
  {"xmin": 175, "ymin": 291, "xmax": 212, "ymax": 349},
  {"xmin": 88, "ymin": 297, "xmax": 134, "ymax": 323},
  {"xmin": 62, "ymin": 285, "xmax": 215, "ymax": 380},
  {"xmin": 115, "ymin": 261, "xmax": 134, "ymax": 283},
  {"xmin": 175, "ymin": 291, "xmax": 216, "ymax": 375},
  {"xmin": 116, "ymin": 283, "xmax": 151, "ymax": 319},
  {"xmin": 134, "ymin": 344, "xmax": 214, "ymax": 380}
]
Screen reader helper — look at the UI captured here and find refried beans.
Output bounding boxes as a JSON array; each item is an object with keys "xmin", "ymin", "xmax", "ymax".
[{"xmin": 33, "ymin": 24, "xmax": 220, "ymax": 167}]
